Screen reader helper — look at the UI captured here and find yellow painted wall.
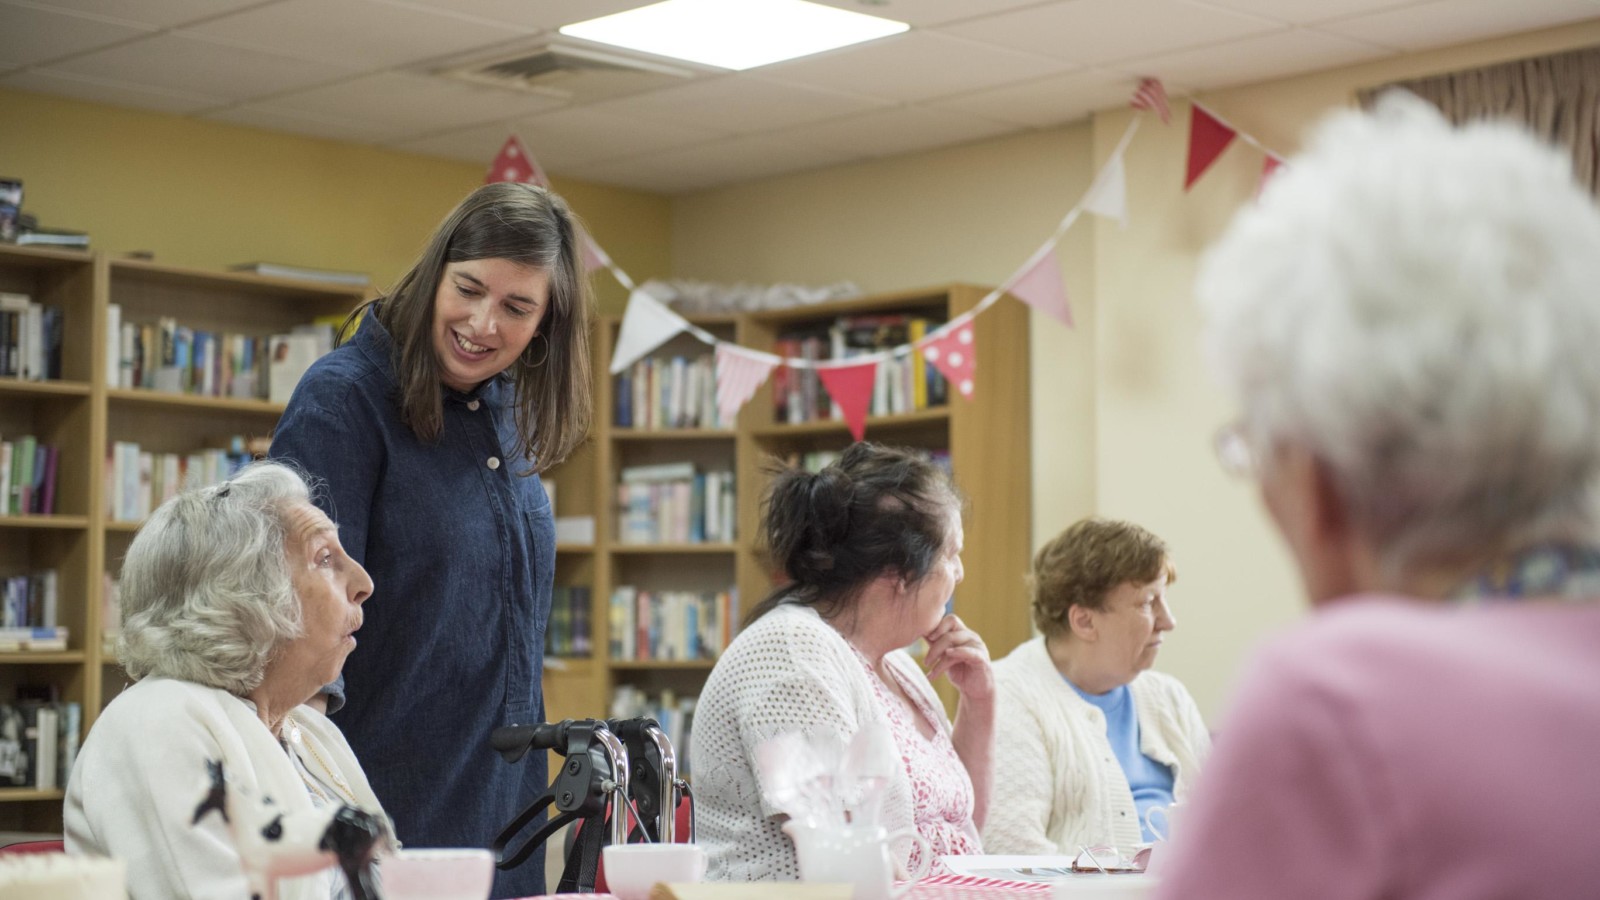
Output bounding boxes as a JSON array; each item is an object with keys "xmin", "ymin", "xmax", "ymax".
[
  {"xmin": 673, "ymin": 18, "xmax": 1600, "ymax": 721},
  {"xmin": 0, "ymin": 87, "xmax": 670, "ymax": 315}
]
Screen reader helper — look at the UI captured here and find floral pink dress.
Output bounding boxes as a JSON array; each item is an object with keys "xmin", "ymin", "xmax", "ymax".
[{"xmin": 855, "ymin": 650, "xmax": 982, "ymax": 872}]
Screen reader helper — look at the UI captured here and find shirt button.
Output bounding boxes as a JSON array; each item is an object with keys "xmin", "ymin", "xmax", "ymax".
[
  {"xmin": 487, "ymin": 456, "xmax": 501, "ymax": 470},
  {"xmin": 467, "ymin": 399, "xmax": 481, "ymax": 411}
]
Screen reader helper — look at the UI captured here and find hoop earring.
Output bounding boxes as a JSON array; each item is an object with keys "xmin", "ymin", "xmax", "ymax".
[{"xmin": 520, "ymin": 333, "xmax": 550, "ymax": 369}]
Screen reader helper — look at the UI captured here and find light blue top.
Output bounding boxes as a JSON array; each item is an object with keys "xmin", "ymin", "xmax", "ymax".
[{"xmin": 1069, "ymin": 680, "xmax": 1175, "ymax": 842}]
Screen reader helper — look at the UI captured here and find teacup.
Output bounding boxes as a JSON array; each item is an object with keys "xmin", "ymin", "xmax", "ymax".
[
  {"xmin": 783, "ymin": 821, "xmax": 933, "ymax": 900},
  {"xmin": 377, "ymin": 848, "xmax": 494, "ymax": 900},
  {"xmin": 1143, "ymin": 802, "xmax": 1182, "ymax": 843},
  {"xmin": 602, "ymin": 842, "xmax": 707, "ymax": 900}
]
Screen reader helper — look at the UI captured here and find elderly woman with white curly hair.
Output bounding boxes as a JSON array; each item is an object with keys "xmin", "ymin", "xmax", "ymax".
[
  {"xmin": 65, "ymin": 461, "xmax": 386, "ymax": 900},
  {"xmin": 1156, "ymin": 95, "xmax": 1600, "ymax": 900}
]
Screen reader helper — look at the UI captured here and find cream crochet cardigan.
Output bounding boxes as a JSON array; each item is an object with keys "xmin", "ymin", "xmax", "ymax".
[
  {"xmin": 981, "ymin": 637, "xmax": 1210, "ymax": 853},
  {"xmin": 689, "ymin": 602, "xmax": 969, "ymax": 882}
]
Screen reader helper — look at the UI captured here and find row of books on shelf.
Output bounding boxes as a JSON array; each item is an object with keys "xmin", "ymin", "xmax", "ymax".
[
  {"xmin": 0, "ymin": 700, "xmax": 81, "ymax": 791},
  {"xmin": 0, "ymin": 435, "xmax": 60, "ymax": 516},
  {"xmin": 614, "ymin": 355, "xmax": 730, "ymax": 430},
  {"xmin": 608, "ymin": 586, "xmax": 738, "ymax": 662},
  {"xmin": 2, "ymin": 569, "xmax": 57, "ymax": 631},
  {"xmin": 609, "ymin": 685, "xmax": 698, "ymax": 776},
  {"xmin": 774, "ymin": 313, "xmax": 949, "ymax": 424},
  {"xmin": 616, "ymin": 463, "xmax": 735, "ymax": 545},
  {"xmin": 0, "ymin": 293, "xmax": 63, "ymax": 381},
  {"xmin": 544, "ymin": 586, "xmax": 593, "ymax": 658},
  {"xmin": 106, "ymin": 438, "xmax": 255, "ymax": 522},
  {"xmin": 106, "ymin": 305, "xmax": 337, "ymax": 403}
]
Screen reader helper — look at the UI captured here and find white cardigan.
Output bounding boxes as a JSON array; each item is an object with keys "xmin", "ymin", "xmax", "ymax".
[
  {"xmin": 65, "ymin": 677, "xmax": 386, "ymax": 900},
  {"xmin": 690, "ymin": 603, "xmax": 972, "ymax": 882},
  {"xmin": 981, "ymin": 637, "xmax": 1210, "ymax": 853}
]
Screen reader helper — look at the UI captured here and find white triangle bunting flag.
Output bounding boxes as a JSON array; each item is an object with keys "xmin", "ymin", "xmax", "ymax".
[
  {"xmin": 1082, "ymin": 152, "xmax": 1128, "ymax": 228},
  {"xmin": 610, "ymin": 290, "xmax": 691, "ymax": 374}
]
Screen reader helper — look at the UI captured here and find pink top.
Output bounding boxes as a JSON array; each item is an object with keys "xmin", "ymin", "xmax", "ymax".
[
  {"xmin": 1155, "ymin": 596, "xmax": 1600, "ymax": 900},
  {"xmin": 857, "ymin": 650, "xmax": 982, "ymax": 871}
]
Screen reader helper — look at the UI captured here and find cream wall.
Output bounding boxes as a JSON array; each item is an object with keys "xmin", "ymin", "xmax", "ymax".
[
  {"xmin": 672, "ymin": 124, "xmax": 1102, "ymax": 608},
  {"xmin": 0, "ymin": 87, "xmax": 670, "ymax": 315},
  {"xmin": 673, "ymin": 18, "xmax": 1600, "ymax": 721}
]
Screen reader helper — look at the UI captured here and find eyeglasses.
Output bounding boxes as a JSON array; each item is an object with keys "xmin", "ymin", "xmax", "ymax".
[{"xmin": 1213, "ymin": 420, "xmax": 1257, "ymax": 478}]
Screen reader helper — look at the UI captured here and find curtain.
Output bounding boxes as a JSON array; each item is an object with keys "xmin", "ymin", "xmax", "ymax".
[{"xmin": 1358, "ymin": 46, "xmax": 1600, "ymax": 195}]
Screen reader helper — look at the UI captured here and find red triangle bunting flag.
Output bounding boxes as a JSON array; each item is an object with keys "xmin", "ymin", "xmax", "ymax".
[
  {"xmin": 485, "ymin": 135, "xmax": 548, "ymax": 186},
  {"xmin": 1257, "ymin": 153, "xmax": 1286, "ymax": 198},
  {"xmin": 920, "ymin": 318, "xmax": 977, "ymax": 400},
  {"xmin": 715, "ymin": 343, "xmax": 780, "ymax": 425},
  {"xmin": 1007, "ymin": 246, "xmax": 1073, "ymax": 328},
  {"xmin": 1185, "ymin": 104, "xmax": 1237, "ymax": 190},
  {"xmin": 815, "ymin": 360, "xmax": 878, "ymax": 442}
]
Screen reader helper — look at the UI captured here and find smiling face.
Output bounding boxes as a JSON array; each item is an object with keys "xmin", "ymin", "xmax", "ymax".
[
  {"xmin": 273, "ymin": 502, "xmax": 373, "ymax": 697},
  {"xmin": 431, "ymin": 258, "xmax": 551, "ymax": 393}
]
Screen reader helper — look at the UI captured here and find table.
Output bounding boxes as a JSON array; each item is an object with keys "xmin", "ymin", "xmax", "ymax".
[{"xmin": 529, "ymin": 872, "xmax": 1056, "ymax": 899}]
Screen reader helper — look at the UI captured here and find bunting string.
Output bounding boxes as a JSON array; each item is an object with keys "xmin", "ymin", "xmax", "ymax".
[{"xmin": 486, "ymin": 79, "xmax": 1291, "ymax": 432}]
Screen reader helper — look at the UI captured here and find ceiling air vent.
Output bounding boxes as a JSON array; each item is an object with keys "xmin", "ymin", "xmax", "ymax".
[{"xmin": 436, "ymin": 41, "xmax": 699, "ymax": 104}]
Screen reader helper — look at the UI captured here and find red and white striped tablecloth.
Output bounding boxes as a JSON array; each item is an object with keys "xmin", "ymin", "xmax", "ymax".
[{"xmin": 534, "ymin": 872, "xmax": 1053, "ymax": 899}]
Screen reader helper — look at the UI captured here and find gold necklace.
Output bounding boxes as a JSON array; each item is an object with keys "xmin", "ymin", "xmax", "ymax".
[{"xmin": 285, "ymin": 714, "xmax": 358, "ymax": 805}]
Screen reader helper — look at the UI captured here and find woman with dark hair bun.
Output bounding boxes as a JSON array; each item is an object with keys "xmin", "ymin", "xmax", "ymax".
[{"xmin": 691, "ymin": 442, "xmax": 995, "ymax": 882}]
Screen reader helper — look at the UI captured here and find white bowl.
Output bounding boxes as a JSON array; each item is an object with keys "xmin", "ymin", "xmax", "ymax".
[
  {"xmin": 603, "ymin": 844, "xmax": 706, "ymax": 900},
  {"xmin": 378, "ymin": 848, "xmax": 495, "ymax": 900}
]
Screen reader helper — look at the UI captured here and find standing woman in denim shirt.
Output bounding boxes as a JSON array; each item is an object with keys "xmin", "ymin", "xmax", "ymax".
[{"xmin": 270, "ymin": 181, "xmax": 593, "ymax": 899}]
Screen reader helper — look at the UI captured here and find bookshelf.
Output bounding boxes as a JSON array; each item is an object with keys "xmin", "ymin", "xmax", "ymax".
[
  {"xmin": 542, "ymin": 284, "xmax": 1033, "ymax": 737},
  {"xmin": 0, "ymin": 244, "xmax": 365, "ymax": 831}
]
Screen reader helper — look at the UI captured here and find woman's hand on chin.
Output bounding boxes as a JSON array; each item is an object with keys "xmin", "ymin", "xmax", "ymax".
[{"xmin": 923, "ymin": 613, "xmax": 994, "ymax": 704}]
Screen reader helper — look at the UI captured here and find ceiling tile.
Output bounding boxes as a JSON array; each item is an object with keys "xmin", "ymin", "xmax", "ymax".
[
  {"xmin": 202, "ymin": 103, "xmax": 400, "ymax": 144},
  {"xmin": 383, "ymin": 121, "xmax": 529, "ymax": 165},
  {"xmin": 0, "ymin": 66, "xmax": 221, "ymax": 113},
  {"xmin": 928, "ymin": 68, "xmax": 1139, "ymax": 128},
  {"xmin": 378, "ymin": 0, "xmax": 646, "ymax": 30},
  {"xmin": 15, "ymin": 0, "xmax": 264, "ymax": 29},
  {"xmin": 566, "ymin": 134, "xmax": 863, "ymax": 194},
  {"xmin": 760, "ymin": 30, "xmax": 1078, "ymax": 104},
  {"xmin": 178, "ymin": 0, "xmax": 533, "ymax": 70},
  {"xmin": 1318, "ymin": 0, "xmax": 1600, "ymax": 51},
  {"xmin": 0, "ymin": 2, "xmax": 152, "ymax": 68},
  {"xmin": 938, "ymin": 0, "xmax": 1284, "ymax": 66},
  {"xmin": 50, "ymin": 32, "xmax": 357, "ymax": 101},
  {"xmin": 515, "ymin": 107, "xmax": 724, "ymax": 168},
  {"xmin": 1116, "ymin": 27, "xmax": 1393, "ymax": 90},
  {"xmin": 786, "ymin": 105, "xmax": 1021, "ymax": 159},
  {"xmin": 264, "ymin": 72, "xmax": 566, "ymax": 137},
  {"xmin": 588, "ymin": 75, "xmax": 890, "ymax": 135},
  {"xmin": 1192, "ymin": 0, "xmax": 1428, "ymax": 26},
  {"xmin": 805, "ymin": 0, "xmax": 1051, "ymax": 28}
]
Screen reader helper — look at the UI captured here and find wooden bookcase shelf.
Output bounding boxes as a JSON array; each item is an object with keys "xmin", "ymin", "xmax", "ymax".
[
  {"xmin": 541, "ymin": 284, "xmax": 1033, "ymax": 730},
  {"xmin": 0, "ymin": 246, "xmax": 365, "ymax": 828}
]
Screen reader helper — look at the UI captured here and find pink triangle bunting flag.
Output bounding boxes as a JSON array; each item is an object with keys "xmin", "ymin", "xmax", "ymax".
[
  {"xmin": 815, "ymin": 360, "xmax": 878, "ymax": 442},
  {"xmin": 714, "ymin": 343, "xmax": 780, "ymax": 425},
  {"xmin": 919, "ymin": 318, "xmax": 977, "ymax": 399},
  {"xmin": 1007, "ymin": 246, "xmax": 1073, "ymax": 329},
  {"xmin": 1257, "ymin": 153, "xmax": 1286, "ymax": 198},
  {"xmin": 580, "ymin": 227, "xmax": 611, "ymax": 273},
  {"xmin": 1186, "ymin": 104, "xmax": 1237, "ymax": 190}
]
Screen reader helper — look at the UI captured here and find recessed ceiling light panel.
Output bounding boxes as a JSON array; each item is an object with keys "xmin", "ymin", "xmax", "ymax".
[{"xmin": 560, "ymin": 0, "xmax": 909, "ymax": 71}]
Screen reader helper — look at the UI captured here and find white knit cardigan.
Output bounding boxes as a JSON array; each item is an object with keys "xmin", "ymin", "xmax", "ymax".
[
  {"xmin": 66, "ymin": 677, "xmax": 387, "ymax": 900},
  {"xmin": 980, "ymin": 637, "xmax": 1210, "ymax": 853},
  {"xmin": 689, "ymin": 603, "xmax": 969, "ymax": 882}
]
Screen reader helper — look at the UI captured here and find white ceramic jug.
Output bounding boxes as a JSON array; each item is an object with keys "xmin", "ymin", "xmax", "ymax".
[{"xmin": 783, "ymin": 821, "xmax": 933, "ymax": 900}]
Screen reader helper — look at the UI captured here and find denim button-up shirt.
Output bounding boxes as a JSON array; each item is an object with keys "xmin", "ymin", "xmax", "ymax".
[{"xmin": 270, "ymin": 315, "xmax": 551, "ymax": 898}]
